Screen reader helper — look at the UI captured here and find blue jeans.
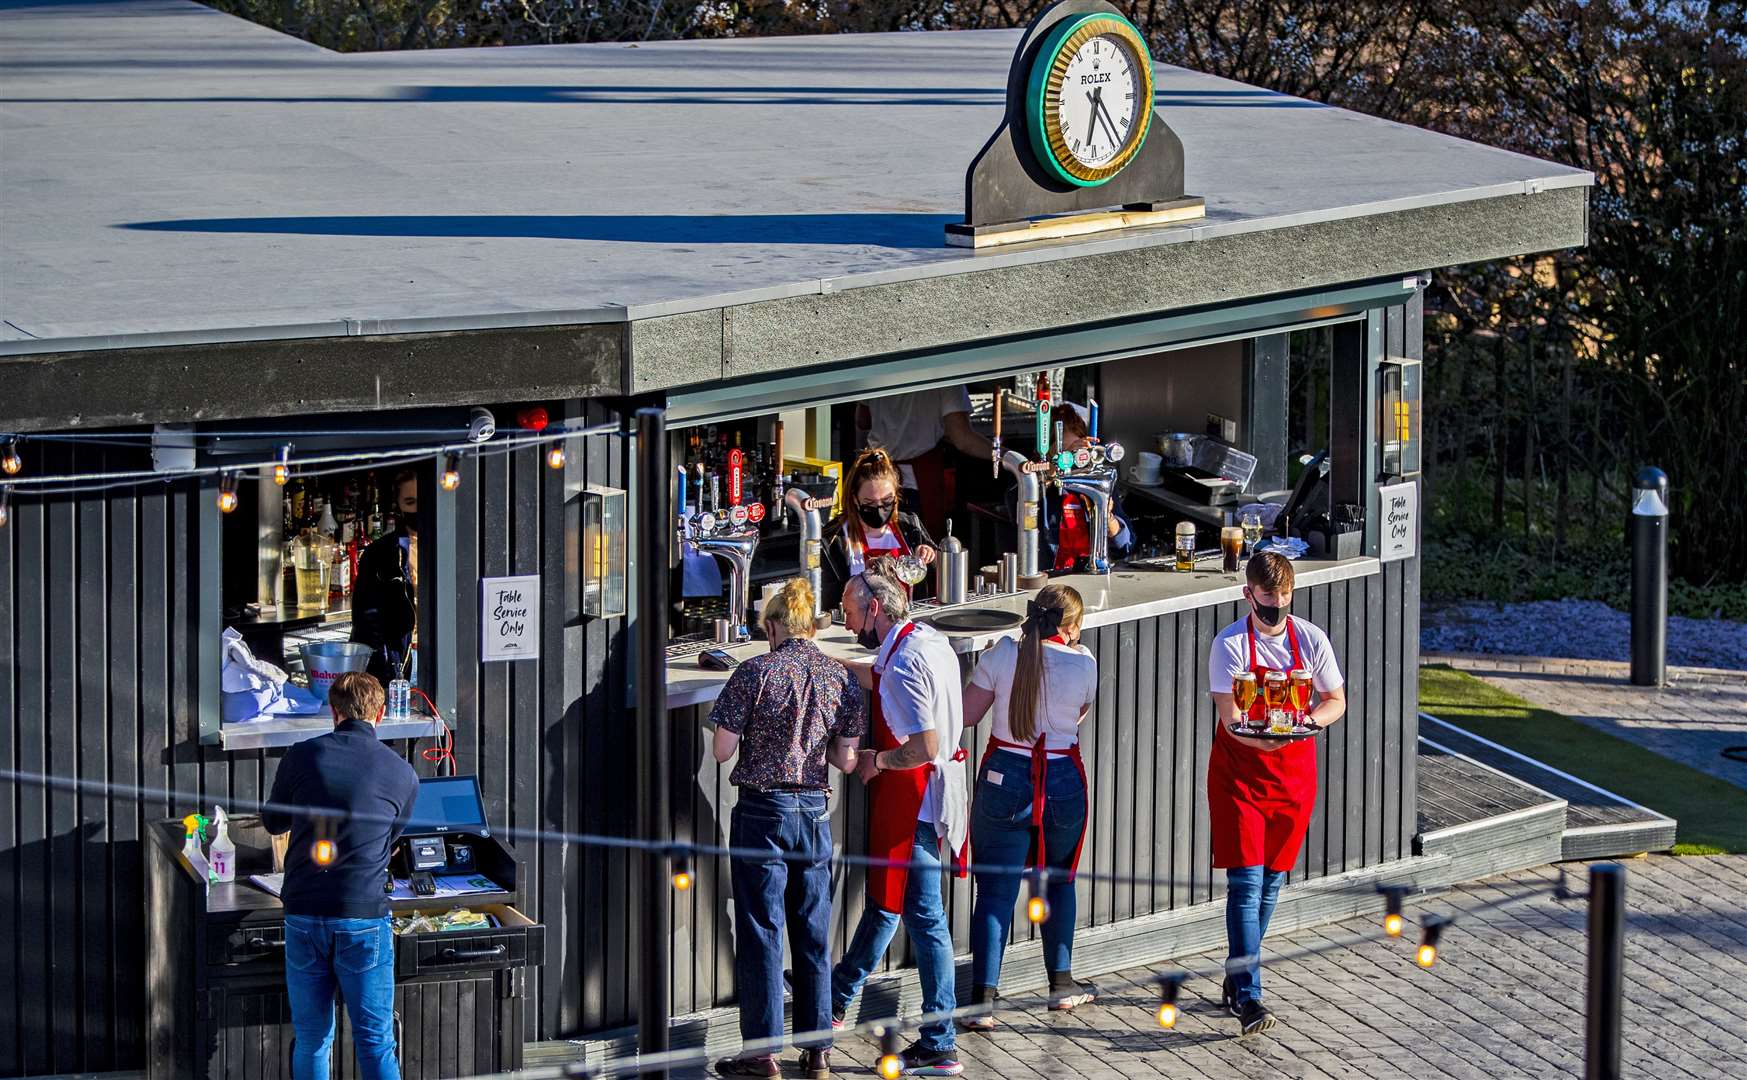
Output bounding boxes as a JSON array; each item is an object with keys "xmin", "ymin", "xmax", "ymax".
[
  {"xmin": 969, "ymin": 749, "xmax": 1087, "ymax": 990},
  {"xmin": 831, "ymin": 821, "xmax": 956, "ymax": 1053},
  {"xmin": 285, "ymin": 914, "xmax": 401, "ymax": 1080},
  {"xmin": 1225, "ymin": 866, "xmax": 1288, "ymax": 1005},
  {"xmin": 730, "ymin": 789, "xmax": 834, "ymax": 1049}
]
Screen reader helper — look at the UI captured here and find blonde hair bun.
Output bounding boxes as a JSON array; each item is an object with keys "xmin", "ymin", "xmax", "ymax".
[{"xmin": 765, "ymin": 577, "xmax": 818, "ymax": 637}]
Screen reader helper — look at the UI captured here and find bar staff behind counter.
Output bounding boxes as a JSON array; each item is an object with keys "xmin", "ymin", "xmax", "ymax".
[{"xmin": 820, "ymin": 448, "xmax": 938, "ymax": 612}]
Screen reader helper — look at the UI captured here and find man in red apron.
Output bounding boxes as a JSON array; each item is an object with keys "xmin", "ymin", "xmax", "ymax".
[
  {"xmin": 1207, "ymin": 552, "xmax": 1347, "ymax": 1035},
  {"xmin": 829, "ymin": 563, "xmax": 968, "ymax": 1077}
]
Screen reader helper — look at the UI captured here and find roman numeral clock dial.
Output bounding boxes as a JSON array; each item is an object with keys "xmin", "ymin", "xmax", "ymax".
[{"xmin": 1025, "ymin": 12, "xmax": 1156, "ymax": 187}]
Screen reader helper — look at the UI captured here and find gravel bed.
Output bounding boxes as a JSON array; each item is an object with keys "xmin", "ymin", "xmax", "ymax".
[{"xmin": 1422, "ymin": 598, "xmax": 1747, "ymax": 670}]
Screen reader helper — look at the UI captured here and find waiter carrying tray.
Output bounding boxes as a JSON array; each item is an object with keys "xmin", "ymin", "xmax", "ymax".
[
  {"xmin": 1207, "ymin": 552, "xmax": 1347, "ymax": 1036},
  {"xmin": 830, "ymin": 556, "xmax": 968, "ymax": 1077}
]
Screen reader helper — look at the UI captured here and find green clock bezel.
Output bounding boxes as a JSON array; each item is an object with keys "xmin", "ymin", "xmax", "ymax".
[{"xmin": 1025, "ymin": 12, "xmax": 1156, "ymax": 188}]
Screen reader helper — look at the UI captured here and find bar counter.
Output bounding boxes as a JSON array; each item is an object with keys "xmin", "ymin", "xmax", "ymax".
[{"xmin": 667, "ymin": 555, "xmax": 1380, "ymax": 709}]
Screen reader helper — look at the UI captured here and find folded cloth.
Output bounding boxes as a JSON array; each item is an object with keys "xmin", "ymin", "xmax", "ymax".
[
  {"xmin": 221, "ymin": 674, "xmax": 326, "ymax": 723},
  {"xmin": 1255, "ymin": 536, "xmax": 1309, "ymax": 560},
  {"xmin": 221, "ymin": 627, "xmax": 288, "ymax": 690}
]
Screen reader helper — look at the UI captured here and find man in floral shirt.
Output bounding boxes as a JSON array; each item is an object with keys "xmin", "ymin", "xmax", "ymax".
[{"xmin": 710, "ymin": 578, "xmax": 864, "ymax": 1079}]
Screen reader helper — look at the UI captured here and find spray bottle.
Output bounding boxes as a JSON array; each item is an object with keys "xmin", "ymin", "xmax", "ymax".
[
  {"xmin": 208, "ymin": 806, "xmax": 237, "ymax": 884},
  {"xmin": 181, "ymin": 813, "xmax": 215, "ymax": 887}
]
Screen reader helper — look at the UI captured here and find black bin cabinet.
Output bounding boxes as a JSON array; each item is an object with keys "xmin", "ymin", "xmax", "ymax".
[{"xmin": 146, "ymin": 816, "xmax": 543, "ymax": 1079}]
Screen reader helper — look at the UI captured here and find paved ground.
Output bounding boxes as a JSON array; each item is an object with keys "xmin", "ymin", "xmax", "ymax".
[
  {"xmin": 820, "ymin": 856, "xmax": 1747, "ymax": 1079},
  {"xmin": 1427, "ymin": 653, "xmax": 1747, "ymax": 793}
]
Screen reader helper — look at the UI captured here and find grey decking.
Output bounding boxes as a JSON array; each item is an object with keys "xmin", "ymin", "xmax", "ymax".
[{"xmin": 1417, "ymin": 715, "xmax": 1678, "ymax": 861}]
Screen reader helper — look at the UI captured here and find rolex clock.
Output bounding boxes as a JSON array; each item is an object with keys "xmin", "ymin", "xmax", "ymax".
[{"xmin": 1025, "ymin": 11, "xmax": 1155, "ymax": 187}]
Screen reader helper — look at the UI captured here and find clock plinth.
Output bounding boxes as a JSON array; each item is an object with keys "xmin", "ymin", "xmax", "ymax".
[
  {"xmin": 944, "ymin": 198, "xmax": 1205, "ymax": 249},
  {"xmin": 948, "ymin": 0, "xmax": 1205, "ymax": 246}
]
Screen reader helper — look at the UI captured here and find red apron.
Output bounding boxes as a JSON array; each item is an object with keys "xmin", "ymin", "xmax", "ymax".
[
  {"xmin": 1053, "ymin": 494, "xmax": 1094, "ymax": 572},
  {"xmin": 864, "ymin": 622, "xmax": 969, "ymax": 912},
  {"xmin": 976, "ymin": 636, "xmax": 1090, "ymax": 876},
  {"xmin": 1207, "ymin": 617, "xmax": 1318, "ymax": 872}
]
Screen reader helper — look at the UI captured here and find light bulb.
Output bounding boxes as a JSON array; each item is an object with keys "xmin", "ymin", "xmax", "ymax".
[
  {"xmin": 1027, "ymin": 895, "xmax": 1049, "ymax": 925},
  {"xmin": 441, "ymin": 451, "xmax": 462, "ymax": 492},
  {"xmin": 218, "ymin": 472, "xmax": 239, "ymax": 514},
  {"xmin": 1, "ymin": 438, "xmax": 20, "ymax": 476},
  {"xmin": 1417, "ymin": 943, "xmax": 1437, "ymax": 968},
  {"xmin": 1156, "ymin": 1002, "xmax": 1178, "ymax": 1029},
  {"xmin": 1385, "ymin": 913, "xmax": 1404, "ymax": 938},
  {"xmin": 312, "ymin": 839, "xmax": 338, "ymax": 866},
  {"xmin": 547, "ymin": 443, "xmax": 566, "ymax": 470},
  {"xmin": 878, "ymin": 1055, "xmax": 902, "ymax": 1080},
  {"xmin": 274, "ymin": 445, "xmax": 291, "ymax": 486},
  {"xmin": 672, "ymin": 869, "xmax": 693, "ymax": 892}
]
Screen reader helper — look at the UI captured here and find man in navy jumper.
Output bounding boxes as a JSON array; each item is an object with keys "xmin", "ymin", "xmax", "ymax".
[{"xmin": 264, "ymin": 671, "xmax": 420, "ymax": 1080}]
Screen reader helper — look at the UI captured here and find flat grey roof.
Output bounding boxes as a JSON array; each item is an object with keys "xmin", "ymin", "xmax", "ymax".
[{"xmin": 1, "ymin": 0, "xmax": 1591, "ymax": 360}]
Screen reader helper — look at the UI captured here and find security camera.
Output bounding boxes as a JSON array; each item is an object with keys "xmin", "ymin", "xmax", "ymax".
[{"xmin": 468, "ymin": 407, "xmax": 497, "ymax": 444}]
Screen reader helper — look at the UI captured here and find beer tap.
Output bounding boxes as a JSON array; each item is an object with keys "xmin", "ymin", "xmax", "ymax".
[
  {"xmin": 784, "ymin": 487, "xmax": 828, "ymax": 625},
  {"xmin": 1001, "ymin": 449, "xmax": 1045, "ymax": 586},
  {"xmin": 690, "ymin": 448, "xmax": 763, "ymax": 644},
  {"xmin": 991, "ymin": 388, "xmax": 1005, "ymax": 479}
]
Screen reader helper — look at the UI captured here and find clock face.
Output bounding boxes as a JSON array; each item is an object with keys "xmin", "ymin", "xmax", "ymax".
[
  {"xmin": 1026, "ymin": 13, "xmax": 1156, "ymax": 187},
  {"xmin": 1054, "ymin": 35, "xmax": 1143, "ymax": 169}
]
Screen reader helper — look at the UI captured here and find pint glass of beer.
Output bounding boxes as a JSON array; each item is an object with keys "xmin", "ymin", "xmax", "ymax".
[
  {"xmin": 1289, "ymin": 669, "xmax": 1313, "ymax": 715},
  {"xmin": 1220, "ymin": 527, "xmax": 1244, "ymax": 573},
  {"xmin": 1174, "ymin": 521, "xmax": 1197, "ymax": 572},
  {"xmin": 1263, "ymin": 672, "xmax": 1291, "ymax": 734}
]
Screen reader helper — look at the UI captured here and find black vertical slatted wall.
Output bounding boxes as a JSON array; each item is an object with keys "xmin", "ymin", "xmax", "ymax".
[
  {"xmin": 0, "ymin": 403, "xmax": 638, "ymax": 1076},
  {"xmin": 2, "ymin": 297, "xmax": 1422, "ymax": 1073}
]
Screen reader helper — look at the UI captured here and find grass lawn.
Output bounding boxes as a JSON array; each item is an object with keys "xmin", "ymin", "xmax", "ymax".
[{"xmin": 1419, "ymin": 665, "xmax": 1747, "ymax": 855}]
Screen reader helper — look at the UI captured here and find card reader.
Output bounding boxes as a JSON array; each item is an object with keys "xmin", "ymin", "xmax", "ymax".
[{"xmin": 699, "ymin": 648, "xmax": 738, "ymax": 671}]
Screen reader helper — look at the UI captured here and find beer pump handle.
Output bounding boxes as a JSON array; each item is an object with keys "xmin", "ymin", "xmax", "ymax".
[
  {"xmin": 1036, "ymin": 373, "xmax": 1052, "ymax": 462},
  {"xmin": 727, "ymin": 448, "xmax": 743, "ymax": 507},
  {"xmin": 773, "ymin": 420, "xmax": 785, "ymax": 511},
  {"xmin": 675, "ymin": 465, "xmax": 688, "ymax": 517},
  {"xmin": 992, "ymin": 389, "xmax": 1004, "ymax": 477},
  {"xmin": 1088, "ymin": 395, "xmax": 1099, "ymax": 441}
]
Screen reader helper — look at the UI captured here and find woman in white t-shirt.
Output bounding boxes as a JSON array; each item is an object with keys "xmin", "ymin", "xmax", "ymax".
[{"xmin": 959, "ymin": 584, "xmax": 1098, "ymax": 1028}]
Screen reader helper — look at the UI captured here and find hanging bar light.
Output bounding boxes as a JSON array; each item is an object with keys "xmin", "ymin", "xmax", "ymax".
[
  {"xmin": 1, "ymin": 437, "xmax": 22, "ymax": 476},
  {"xmin": 217, "ymin": 471, "xmax": 239, "ymax": 513},
  {"xmin": 441, "ymin": 451, "xmax": 463, "ymax": 492}
]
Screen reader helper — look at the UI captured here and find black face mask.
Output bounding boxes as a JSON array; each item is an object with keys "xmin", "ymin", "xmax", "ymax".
[
  {"xmin": 856, "ymin": 620, "xmax": 882, "ymax": 650},
  {"xmin": 1250, "ymin": 594, "xmax": 1290, "ymax": 628},
  {"xmin": 856, "ymin": 502, "xmax": 895, "ymax": 529}
]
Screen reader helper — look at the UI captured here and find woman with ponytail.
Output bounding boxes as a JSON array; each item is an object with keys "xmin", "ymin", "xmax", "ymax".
[
  {"xmin": 959, "ymin": 584, "xmax": 1098, "ymax": 1028},
  {"xmin": 709, "ymin": 578, "xmax": 865, "ymax": 1079}
]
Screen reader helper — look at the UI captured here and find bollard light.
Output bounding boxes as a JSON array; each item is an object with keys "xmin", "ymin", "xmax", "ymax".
[{"xmin": 1629, "ymin": 466, "xmax": 1669, "ymax": 687}]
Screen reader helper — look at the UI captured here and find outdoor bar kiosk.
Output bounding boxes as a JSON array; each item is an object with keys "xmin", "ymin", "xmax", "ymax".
[{"xmin": 0, "ymin": 0, "xmax": 1591, "ymax": 1073}]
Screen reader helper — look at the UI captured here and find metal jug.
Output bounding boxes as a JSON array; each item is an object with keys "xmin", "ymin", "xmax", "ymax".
[{"xmin": 935, "ymin": 521, "xmax": 969, "ymax": 606}]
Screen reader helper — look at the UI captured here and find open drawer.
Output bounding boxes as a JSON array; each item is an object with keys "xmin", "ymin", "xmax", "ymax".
[{"xmin": 393, "ymin": 903, "xmax": 544, "ymax": 978}]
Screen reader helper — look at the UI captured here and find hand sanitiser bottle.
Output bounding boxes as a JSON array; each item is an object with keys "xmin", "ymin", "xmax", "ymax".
[
  {"xmin": 181, "ymin": 813, "xmax": 215, "ymax": 887},
  {"xmin": 208, "ymin": 807, "xmax": 237, "ymax": 883}
]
